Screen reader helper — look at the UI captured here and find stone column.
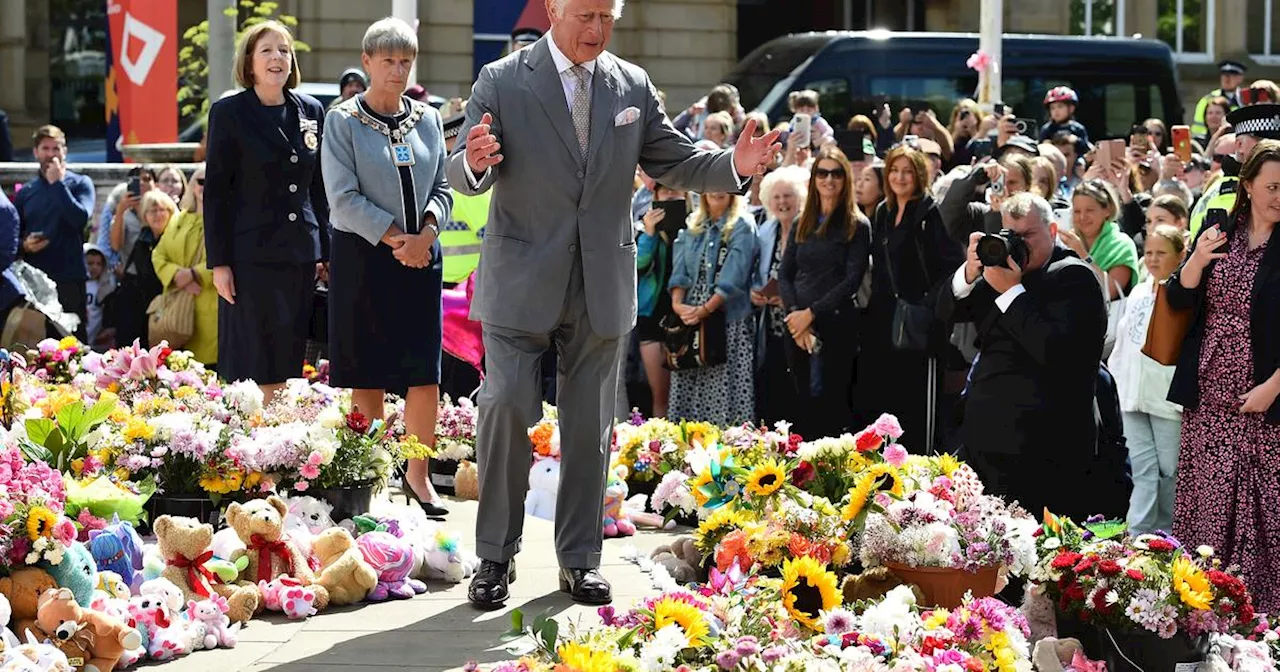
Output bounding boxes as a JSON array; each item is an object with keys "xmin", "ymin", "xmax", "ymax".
[
  {"xmin": 418, "ymin": 0, "xmax": 473, "ymax": 99},
  {"xmin": 206, "ymin": 0, "xmax": 237, "ymax": 101},
  {"xmin": 0, "ymin": 0, "xmax": 25, "ymax": 116},
  {"xmin": 612, "ymin": 0, "xmax": 739, "ymax": 112}
]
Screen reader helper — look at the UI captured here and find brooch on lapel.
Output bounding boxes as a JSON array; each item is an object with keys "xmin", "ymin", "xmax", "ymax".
[{"xmin": 300, "ymin": 118, "xmax": 319, "ymax": 150}]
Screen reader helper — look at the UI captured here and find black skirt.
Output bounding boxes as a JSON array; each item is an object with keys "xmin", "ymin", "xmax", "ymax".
[
  {"xmin": 328, "ymin": 229, "xmax": 442, "ymax": 390},
  {"xmin": 217, "ymin": 263, "xmax": 315, "ymax": 384}
]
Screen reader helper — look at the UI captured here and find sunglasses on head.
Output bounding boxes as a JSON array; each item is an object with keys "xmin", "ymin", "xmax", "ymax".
[{"xmin": 814, "ymin": 167, "xmax": 846, "ymax": 179}]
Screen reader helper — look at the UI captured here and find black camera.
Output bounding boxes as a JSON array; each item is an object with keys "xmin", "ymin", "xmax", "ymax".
[{"xmin": 977, "ymin": 229, "xmax": 1030, "ymax": 269}]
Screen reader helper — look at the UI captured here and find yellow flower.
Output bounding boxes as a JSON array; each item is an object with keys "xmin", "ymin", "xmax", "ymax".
[
  {"xmin": 845, "ymin": 451, "xmax": 869, "ymax": 473},
  {"xmin": 693, "ymin": 506, "xmax": 750, "ymax": 555},
  {"xmin": 58, "ymin": 336, "xmax": 79, "ymax": 350},
  {"xmin": 122, "ymin": 417, "xmax": 155, "ymax": 442},
  {"xmin": 986, "ymin": 630, "xmax": 1011, "ymax": 652},
  {"xmin": 780, "ymin": 556, "xmax": 840, "ymax": 631},
  {"xmin": 924, "ymin": 609, "xmax": 951, "ymax": 630},
  {"xmin": 26, "ymin": 506, "xmax": 58, "ymax": 540},
  {"xmin": 690, "ymin": 467, "xmax": 713, "ymax": 507},
  {"xmin": 555, "ymin": 642, "xmax": 618, "ymax": 672},
  {"xmin": 1172, "ymin": 556, "xmax": 1213, "ymax": 610},
  {"xmin": 108, "ymin": 382, "xmax": 121, "ymax": 394},
  {"xmin": 830, "ymin": 543, "xmax": 851, "ymax": 566},
  {"xmin": 651, "ymin": 595, "xmax": 711, "ymax": 645},
  {"xmin": 936, "ymin": 453, "xmax": 960, "ymax": 477},
  {"xmin": 245, "ymin": 471, "xmax": 263, "ymax": 489},
  {"xmin": 43, "ymin": 389, "xmax": 82, "ymax": 418},
  {"xmin": 841, "ymin": 471, "xmax": 878, "ymax": 522},
  {"xmin": 174, "ymin": 386, "xmax": 196, "ymax": 399},
  {"xmin": 867, "ymin": 463, "xmax": 904, "ymax": 497},
  {"xmin": 682, "ymin": 421, "xmax": 719, "ymax": 448},
  {"xmin": 745, "ymin": 459, "xmax": 786, "ymax": 498}
]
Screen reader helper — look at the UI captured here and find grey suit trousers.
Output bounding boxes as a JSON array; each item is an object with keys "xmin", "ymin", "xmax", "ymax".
[{"xmin": 474, "ymin": 252, "xmax": 622, "ymax": 569}]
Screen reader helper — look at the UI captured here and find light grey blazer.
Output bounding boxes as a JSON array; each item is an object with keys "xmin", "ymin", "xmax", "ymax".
[
  {"xmin": 322, "ymin": 96, "xmax": 452, "ymax": 246},
  {"xmin": 447, "ymin": 37, "xmax": 745, "ymax": 340}
]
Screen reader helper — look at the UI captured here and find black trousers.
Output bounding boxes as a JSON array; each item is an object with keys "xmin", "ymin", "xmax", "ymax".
[{"xmin": 55, "ymin": 278, "xmax": 87, "ymax": 341}]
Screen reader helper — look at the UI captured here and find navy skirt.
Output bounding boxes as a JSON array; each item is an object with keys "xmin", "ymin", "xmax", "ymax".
[
  {"xmin": 217, "ymin": 263, "xmax": 315, "ymax": 385},
  {"xmin": 328, "ymin": 229, "xmax": 443, "ymax": 389}
]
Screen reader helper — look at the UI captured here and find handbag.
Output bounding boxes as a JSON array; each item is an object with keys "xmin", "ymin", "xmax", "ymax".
[
  {"xmin": 663, "ymin": 233, "xmax": 730, "ymax": 371},
  {"xmin": 1141, "ymin": 278, "xmax": 1193, "ymax": 366},
  {"xmin": 882, "ymin": 223, "xmax": 935, "ymax": 351},
  {"xmin": 1101, "ymin": 276, "xmax": 1127, "ymax": 361},
  {"xmin": 147, "ymin": 235, "xmax": 204, "ymax": 349}
]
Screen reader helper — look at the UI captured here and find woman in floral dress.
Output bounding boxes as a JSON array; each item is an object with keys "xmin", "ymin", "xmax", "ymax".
[{"xmin": 1167, "ymin": 140, "xmax": 1280, "ymax": 612}]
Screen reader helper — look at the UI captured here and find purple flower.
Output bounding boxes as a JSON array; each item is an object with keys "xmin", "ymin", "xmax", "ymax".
[
  {"xmin": 734, "ymin": 636, "xmax": 759, "ymax": 657},
  {"xmin": 598, "ymin": 605, "xmax": 616, "ymax": 625},
  {"xmin": 715, "ymin": 650, "xmax": 740, "ymax": 670},
  {"xmin": 761, "ymin": 646, "xmax": 787, "ymax": 663}
]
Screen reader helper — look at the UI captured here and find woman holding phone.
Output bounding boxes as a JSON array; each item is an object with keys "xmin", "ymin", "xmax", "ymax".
[{"xmin": 635, "ymin": 183, "xmax": 687, "ymax": 419}]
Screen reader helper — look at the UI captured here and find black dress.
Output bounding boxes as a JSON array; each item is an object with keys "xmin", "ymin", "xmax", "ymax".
[
  {"xmin": 328, "ymin": 103, "xmax": 443, "ymax": 390},
  {"xmin": 110, "ymin": 228, "xmax": 163, "ymax": 348}
]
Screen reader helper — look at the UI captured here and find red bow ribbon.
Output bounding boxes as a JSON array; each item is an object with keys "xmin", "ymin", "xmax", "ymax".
[
  {"xmin": 248, "ymin": 534, "xmax": 293, "ymax": 583},
  {"xmin": 169, "ymin": 550, "xmax": 218, "ymax": 599},
  {"xmin": 153, "ymin": 607, "xmax": 171, "ymax": 629}
]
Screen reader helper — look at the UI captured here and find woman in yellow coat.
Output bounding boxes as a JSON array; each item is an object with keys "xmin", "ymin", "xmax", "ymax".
[{"xmin": 151, "ymin": 165, "xmax": 218, "ymax": 365}]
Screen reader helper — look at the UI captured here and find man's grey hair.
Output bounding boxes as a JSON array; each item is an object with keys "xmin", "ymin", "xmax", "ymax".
[
  {"xmin": 363, "ymin": 17, "xmax": 418, "ymax": 56},
  {"xmin": 1001, "ymin": 191, "xmax": 1054, "ymax": 229},
  {"xmin": 1152, "ymin": 179, "xmax": 1194, "ymax": 208},
  {"xmin": 550, "ymin": 0, "xmax": 626, "ymax": 20}
]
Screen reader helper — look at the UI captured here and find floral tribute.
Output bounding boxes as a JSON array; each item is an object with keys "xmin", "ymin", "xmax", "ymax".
[{"xmin": 434, "ymin": 394, "xmax": 477, "ymax": 462}]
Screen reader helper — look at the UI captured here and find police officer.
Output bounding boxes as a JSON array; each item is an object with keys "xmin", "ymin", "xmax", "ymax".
[
  {"xmin": 1192, "ymin": 61, "xmax": 1246, "ymax": 140},
  {"xmin": 439, "ymin": 115, "xmax": 487, "ymax": 287},
  {"xmin": 204, "ymin": 21, "xmax": 330, "ymax": 399},
  {"xmin": 1189, "ymin": 101, "xmax": 1280, "ymax": 238}
]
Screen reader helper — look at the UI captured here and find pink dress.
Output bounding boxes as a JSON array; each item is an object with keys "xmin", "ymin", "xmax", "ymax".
[{"xmin": 1174, "ymin": 231, "xmax": 1280, "ymax": 613}]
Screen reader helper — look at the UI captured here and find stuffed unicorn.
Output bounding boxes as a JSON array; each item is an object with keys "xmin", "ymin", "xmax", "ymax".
[
  {"xmin": 357, "ymin": 531, "xmax": 426, "ymax": 601},
  {"xmin": 602, "ymin": 465, "xmax": 637, "ymax": 538},
  {"xmin": 88, "ymin": 516, "xmax": 145, "ymax": 594}
]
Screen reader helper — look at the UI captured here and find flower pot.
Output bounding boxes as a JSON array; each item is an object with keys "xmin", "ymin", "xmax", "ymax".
[
  {"xmin": 309, "ymin": 485, "xmax": 373, "ymax": 523},
  {"xmin": 626, "ymin": 476, "xmax": 657, "ymax": 500},
  {"xmin": 1054, "ymin": 607, "xmax": 1103, "ymax": 659},
  {"xmin": 428, "ymin": 457, "xmax": 458, "ymax": 496},
  {"xmin": 1097, "ymin": 627, "xmax": 1207, "ymax": 671},
  {"xmin": 884, "ymin": 563, "xmax": 1000, "ymax": 609},
  {"xmin": 144, "ymin": 493, "xmax": 219, "ymax": 532}
]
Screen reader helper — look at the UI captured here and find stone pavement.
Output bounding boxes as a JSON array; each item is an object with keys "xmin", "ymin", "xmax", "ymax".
[{"xmin": 153, "ymin": 496, "xmax": 683, "ymax": 672}]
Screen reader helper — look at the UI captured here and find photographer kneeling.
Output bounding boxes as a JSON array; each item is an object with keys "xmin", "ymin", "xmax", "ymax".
[{"xmin": 939, "ymin": 192, "xmax": 1107, "ymax": 519}]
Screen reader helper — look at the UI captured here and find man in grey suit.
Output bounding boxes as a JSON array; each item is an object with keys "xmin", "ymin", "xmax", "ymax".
[{"xmin": 447, "ymin": 0, "xmax": 780, "ymax": 609}]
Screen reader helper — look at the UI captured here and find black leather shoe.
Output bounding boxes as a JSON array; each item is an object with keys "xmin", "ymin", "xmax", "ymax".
[
  {"xmin": 559, "ymin": 568, "xmax": 612, "ymax": 605},
  {"xmin": 468, "ymin": 560, "xmax": 517, "ymax": 610}
]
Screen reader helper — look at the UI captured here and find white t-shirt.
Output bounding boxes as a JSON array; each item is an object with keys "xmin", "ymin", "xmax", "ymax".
[{"xmin": 1106, "ymin": 277, "xmax": 1182, "ymax": 420}]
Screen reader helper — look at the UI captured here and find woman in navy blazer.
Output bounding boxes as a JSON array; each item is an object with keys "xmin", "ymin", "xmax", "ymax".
[{"xmin": 204, "ymin": 21, "xmax": 329, "ymax": 395}]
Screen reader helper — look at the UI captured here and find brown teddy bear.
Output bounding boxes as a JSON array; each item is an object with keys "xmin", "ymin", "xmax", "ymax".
[
  {"xmin": 36, "ymin": 587, "xmax": 141, "ymax": 672},
  {"xmin": 313, "ymin": 527, "xmax": 378, "ymax": 606},
  {"xmin": 840, "ymin": 566, "xmax": 927, "ymax": 605},
  {"xmin": 224, "ymin": 496, "xmax": 329, "ymax": 611},
  {"xmin": 454, "ymin": 460, "xmax": 479, "ymax": 500},
  {"xmin": 649, "ymin": 537, "xmax": 703, "ymax": 585},
  {"xmin": 0, "ymin": 566, "xmax": 57, "ymax": 638},
  {"xmin": 152, "ymin": 515, "xmax": 261, "ymax": 624}
]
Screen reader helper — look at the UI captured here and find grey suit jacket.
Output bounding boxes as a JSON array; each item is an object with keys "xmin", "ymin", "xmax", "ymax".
[{"xmin": 446, "ymin": 37, "xmax": 743, "ymax": 339}]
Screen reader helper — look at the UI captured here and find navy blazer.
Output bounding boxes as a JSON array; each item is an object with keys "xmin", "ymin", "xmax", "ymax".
[{"xmin": 203, "ymin": 89, "xmax": 330, "ymax": 268}]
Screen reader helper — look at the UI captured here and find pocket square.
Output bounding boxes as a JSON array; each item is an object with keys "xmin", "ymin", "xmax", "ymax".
[{"xmin": 614, "ymin": 107, "xmax": 641, "ymax": 127}]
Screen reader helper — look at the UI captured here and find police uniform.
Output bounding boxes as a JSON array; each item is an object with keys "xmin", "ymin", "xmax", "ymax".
[
  {"xmin": 438, "ymin": 114, "xmax": 487, "ymax": 285},
  {"xmin": 204, "ymin": 88, "xmax": 330, "ymax": 384},
  {"xmin": 1190, "ymin": 101, "xmax": 1280, "ymax": 238},
  {"xmin": 1192, "ymin": 61, "xmax": 1246, "ymax": 140}
]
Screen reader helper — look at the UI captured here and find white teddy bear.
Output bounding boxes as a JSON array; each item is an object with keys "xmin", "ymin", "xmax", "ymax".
[
  {"xmin": 524, "ymin": 457, "xmax": 560, "ymax": 521},
  {"xmin": 285, "ymin": 495, "xmax": 336, "ymax": 535}
]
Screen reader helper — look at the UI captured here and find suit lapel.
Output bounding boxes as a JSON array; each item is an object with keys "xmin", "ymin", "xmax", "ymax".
[
  {"xmin": 586, "ymin": 54, "xmax": 619, "ymax": 168},
  {"xmin": 524, "ymin": 40, "xmax": 582, "ymax": 164},
  {"xmin": 244, "ymin": 89, "xmax": 297, "ymax": 153}
]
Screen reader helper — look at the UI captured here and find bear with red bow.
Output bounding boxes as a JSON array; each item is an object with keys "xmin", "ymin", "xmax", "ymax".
[
  {"xmin": 152, "ymin": 515, "xmax": 261, "ymax": 624},
  {"xmin": 224, "ymin": 496, "xmax": 330, "ymax": 613}
]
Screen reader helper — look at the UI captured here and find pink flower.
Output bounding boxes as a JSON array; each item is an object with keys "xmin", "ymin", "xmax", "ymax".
[
  {"xmin": 967, "ymin": 50, "xmax": 991, "ymax": 72},
  {"xmin": 53, "ymin": 517, "xmax": 77, "ymax": 546},
  {"xmin": 307, "ymin": 451, "xmax": 324, "ymax": 466},
  {"xmin": 883, "ymin": 443, "xmax": 908, "ymax": 467},
  {"xmin": 294, "ymin": 480, "xmax": 309, "ymax": 492},
  {"xmin": 871, "ymin": 413, "xmax": 904, "ymax": 440},
  {"xmin": 37, "ymin": 339, "xmax": 58, "ymax": 355},
  {"xmin": 299, "ymin": 463, "xmax": 320, "ymax": 480}
]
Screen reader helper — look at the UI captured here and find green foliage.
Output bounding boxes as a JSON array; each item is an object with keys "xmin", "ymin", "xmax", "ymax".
[
  {"xmin": 498, "ymin": 608, "xmax": 562, "ymax": 661},
  {"xmin": 20, "ymin": 397, "xmax": 117, "ymax": 472},
  {"xmin": 177, "ymin": 0, "xmax": 311, "ymax": 121}
]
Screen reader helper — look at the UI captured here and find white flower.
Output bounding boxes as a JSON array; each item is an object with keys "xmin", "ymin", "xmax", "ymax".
[
  {"xmin": 1197, "ymin": 545, "xmax": 1215, "ymax": 559},
  {"xmin": 317, "ymin": 406, "xmax": 343, "ymax": 430},
  {"xmin": 639, "ymin": 624, "xmax": 686, "ymax": 672},
  {"xmin": 223, "ymin": 381, "xmax": 264, "ymax": 415},
  {"xmin": 24, "ymin": 552, "xmax": 38, "ymax": 565},
  {"xmin": 45, "ymin": 546, "xmax": 65, "ymax": 566},
  {"xmin": 1106, "ymin": 590, "xmax": 1121, "ymax": 606},
  {"xmin": 1043, "ymin": 537, "xmax": 1062, "ymax": 550}
]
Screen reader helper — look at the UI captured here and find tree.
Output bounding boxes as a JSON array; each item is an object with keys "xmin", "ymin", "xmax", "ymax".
[{"xmin": 177, "ymin": 0, "xmax": 311, "ymax": 121}]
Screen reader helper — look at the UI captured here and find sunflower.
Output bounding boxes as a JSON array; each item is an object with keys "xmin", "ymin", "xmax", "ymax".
[
  {"xmin": 694, "ymin": 506, "xmax": 750, "ymax": 555},
  {"xmin": 650, "ymin": 594, "xmax": 711, "ymax": 645},
  {"xmin": 745, "ymin": 459, "xmax": 786, "ymax": 498},
  {"xmin": 26, "ymin": 506, "xmax": 58, "ymax": 541},
  {"xmin": 780, "ymin": 556, "xmax": 841, "ymax": 631},
  {"xmin": 841, "ymin": 471, "xmax": 878, "ymax": 522},
  {"xmin": 690, "ymin": 467, "xmax": 714, "ymax": 507},
  {"xmin": 556, "ymin": 641, "xmax": 619, "ymax": 672},
  {"xmin": 936, "ymin": 453, "xmax": 960, "ymax": 477},
  {"xmin": 867, "ymin": 463, "xmax": 904, "ymax": 497},
  {"xmin": 1172, "ymin": 556, "xmax": 1213, "ymax": 610}
]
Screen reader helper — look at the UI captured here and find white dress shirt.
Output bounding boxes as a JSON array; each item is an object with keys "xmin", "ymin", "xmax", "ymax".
[{"xmin": 951, "ymin": 265, "xmax": 1026, "ymax": 313}]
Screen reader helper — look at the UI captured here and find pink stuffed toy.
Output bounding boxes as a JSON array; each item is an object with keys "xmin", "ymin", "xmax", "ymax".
[
  {"xmin": 127, "ymin": 594, "xmax": 198, "ymax": 661},
  {"xmin": 356, "ymin": 531, "xmax": 426, "ymax": 601},
  {"xmin": 187, "ymin": 595, "xmax": 239, "ymax": 649},
  {"xmin": 256, "ymin": 577, "xmax": 318, "ymax": 620}
]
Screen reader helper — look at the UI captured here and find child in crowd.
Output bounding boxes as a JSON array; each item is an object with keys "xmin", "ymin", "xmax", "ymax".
[
  {"xmin": 788, "ymin": 89, "xmax": 834, "ymax": 149},
  {"xmin": 83, "ymin": 244, "xmax": 116, "ymax": 348},
  {"xmin": 1039, "ymin": 86, "xmax": 1091, "ymax": 157}
]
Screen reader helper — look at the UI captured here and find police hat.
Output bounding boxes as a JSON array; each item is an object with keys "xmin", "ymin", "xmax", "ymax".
[
  {"xmin": 1218, "ymin": 60, "xmax": 1247, "ymax": 76},
  {"xmin": 1227, "ymin": 102, "xmax": 1280, "ymax": 140},
  {"xmin": 511, "ymin": 27, "xmax": 542, "ymax": 47},
  {"xmin": 443, "ymin": 114, "xmax": 465, "ymax": 141}
]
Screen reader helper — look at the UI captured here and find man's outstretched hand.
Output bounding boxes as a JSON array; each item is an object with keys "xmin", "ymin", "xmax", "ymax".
[
  {"xmin": 465, "ymin": 112, "xmax": 504, "ymax": 175},
  {"xmin": 732, "ymin": 118, "xmax": 783, "ymax": 178}
]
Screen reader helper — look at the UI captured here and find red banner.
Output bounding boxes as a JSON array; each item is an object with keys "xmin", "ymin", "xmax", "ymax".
[{"xmin": 106, "ymin": 0, "xmax": 178, "ymax": 152}]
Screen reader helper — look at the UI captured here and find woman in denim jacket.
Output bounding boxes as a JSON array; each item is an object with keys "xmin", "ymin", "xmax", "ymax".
[{"xmin": 667, "ymin": 191, "xmax": 758, "ymax": 425}]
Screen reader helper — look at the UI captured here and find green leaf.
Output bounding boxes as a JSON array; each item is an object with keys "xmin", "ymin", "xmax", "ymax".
[
  {"xmin": 496, "ymin": 631, "xmax": 527, "ymax": 644},
  {"xmin": 24, "ymin": 418, "xmax": 57, "ymax": 447},
  {"xmin": 81, "ymin": 396, "xmax": 117, "ymax": 434},
  {"xmin": 54, "ymin": 401, "xmax": 86, "ymax": 439},
  {"xmin": 538, "ymin": 618, "xmax": 559, "ymax": 652},
  {"xmin": 19, "ymin": 438, "xmax": 52, "ymax": 465},
  {"xmin": 510, "ymin": 609, "xmax": 524, "ymax": 632},
  {"xmin": 615, "ymin": 626, "xmax": 640, "ymax": 649}
]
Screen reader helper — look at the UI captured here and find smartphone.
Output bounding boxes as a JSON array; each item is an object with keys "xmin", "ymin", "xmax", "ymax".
[
  {"xmin": 760, "ymin": 278, "xmax": 780, "ymax": 299},
  {"xmin": 991, "ymin": 172, "xmax": 1007, "ymax": 197},
  {"xmin": 792, "ymin": 113, "xmax": 812, "ymax": 149},
  {"xmin": 992, "ymin": 102, "xmax": 1007, "ymax": 117},
  {"xmin": 127, "ymin": 177, "xmax": 141, "ymax": 197},
  {"xmin": 1205, "ymin": 207, "xmax": 1228, "ymax": 233},
  {"xmin": 1171, "ymin": 125, "xmax": 1192, "ymax": 162},
  {"xmin": 1129, "ymin": 125, "xmax": 1151, "ymax": 152},
  {"xmin": 834, "ymin": 130, "xmax": 865, "ymax": 161},
  {"xmin": 652, "ymin": 199, "xmax": 688, "ymax": 239}
]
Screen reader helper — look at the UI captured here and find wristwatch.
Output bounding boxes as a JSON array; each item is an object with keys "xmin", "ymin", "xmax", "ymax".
[{"xmin": 1083, "ymin": 256, "xmax": 1094, "ymax": 265}]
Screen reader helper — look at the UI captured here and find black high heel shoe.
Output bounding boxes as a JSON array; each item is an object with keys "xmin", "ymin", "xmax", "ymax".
[{"xmin": 395, "ymin": 462, "xmax": 449, "ymax": 517}]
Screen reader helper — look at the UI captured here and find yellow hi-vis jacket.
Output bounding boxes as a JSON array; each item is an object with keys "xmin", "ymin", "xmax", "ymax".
[{"xmin": 440, "ymin": 190, "xmax": 491, "ymax": 284}]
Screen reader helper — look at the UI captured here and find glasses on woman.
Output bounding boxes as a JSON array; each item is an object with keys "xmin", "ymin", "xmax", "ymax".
[{"xmin": 814, "ymin": 167, "xmax": 846, "ymax": 180}]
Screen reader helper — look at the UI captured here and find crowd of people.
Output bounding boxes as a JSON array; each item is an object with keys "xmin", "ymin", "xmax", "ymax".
[{"xmin": 0, "ymin": 12, "xmax": 1277, "ymax": 612}]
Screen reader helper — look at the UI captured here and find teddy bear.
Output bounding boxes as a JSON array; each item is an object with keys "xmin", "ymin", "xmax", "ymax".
[
  {"xmin": 454, "ymin": 460, "xmax": 479, "ymax": 500},
  {"xmin": 603, "ymin": 465, "xmax": 638, "ymax": 538},
  {"xmin": 223, "ymin": 496, "xmax": 329, "ymax": 612},
  {"xmin": 524, "ymin": 457, "xmax": 560, "ymax": 521},
  {"xmin": 87, "ymin": 593, "xmax": 145, "ymax": 669},
  {"xmin": 256, "ymin": 578, "xmax": 319, "ymax": 620},
  {"xmin": 40, "ymin": 542, "xmax": 98, "ymax": 608},
  {"xmin": 1031, "ymin": 637, "xmax": 1106, "ymax": 672},
  {"xmin": 88, "ymin": 517, "xmax": 145, "ymax": 594},
  {"xmin": 357, "ymin": 531, "xmax": 426, "ymax": 601},
  {"xmin": 187, "ymin": 596, "xmax": 239, "ymax": 649},
  {"xmin": 36, "ymin": 587, "xmax": 142, "ymax": 672},
  {"xmin": 649, "ymin": 537, "xmax": 703, "ymax": 585},
  {"xmin": 285, "ymin": 496, "xmax": 336, "ymax": 536},
  {"xmin": 151, "ymin": 515, "xmax": 261, "ymax": 624},
  {"xmin": 312, "ymin": 527, "xmax": 377, "ymax": 605},
  {"xmin": 0, "ymin": 567, "xmax": 58, "ymax": 638},
  {"xmin": 841, "ymin": 566, "xmax": 927, "ymax": 606}
]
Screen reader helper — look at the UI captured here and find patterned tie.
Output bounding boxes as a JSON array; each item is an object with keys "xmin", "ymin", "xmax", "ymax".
[{"xmin": 569, "ymin": 65, "xmax": 591, "ymax": 160}]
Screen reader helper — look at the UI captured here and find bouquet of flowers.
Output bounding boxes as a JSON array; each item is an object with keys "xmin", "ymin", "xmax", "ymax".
[
  {"xmin": 302, "ymin": 359, "xmax": 330, "ymax": 385},
  {"xmin": 80, "ymin": 340, "xmax": 214, "ymax": 401},
  {"xmin": 0, "ymin": 445, "xmax": 75, "ymax": 572},
  {"xmin": 697, "ymin": 496, "xmax": 854, "ymax": 575},
  {"xmin": 434, "ymin": 395, "xmax": 477, "ymax": 462},
  {"xmin": 24, "ymin": 337, "xmax": 87, "ymax": 385},
  {"xmin": 611, "ymin": 413, "xmax": 685, "ymax": 483},
  {"xmin": 793, "ymin": 413, "xmax": 906, "ymax": 504}
]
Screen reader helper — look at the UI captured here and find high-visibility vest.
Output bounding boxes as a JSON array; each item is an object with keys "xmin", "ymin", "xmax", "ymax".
[
  {"xmin": 1188, "ymin": 174, "xmax": 1238, "ymax": 239},
  {"xmin": 441, "ymin": 190, "xmax": 491, "ymax": 284},
  {"xmin": 1192, "ymin": 88, "xmax": 1238, "ymax": 139}
]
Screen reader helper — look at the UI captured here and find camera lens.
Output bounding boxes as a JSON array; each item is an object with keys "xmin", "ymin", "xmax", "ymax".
[
  {"xmin": 1015, "ymin": 119, "xmax": 1029, "ymax": 134},
  {"xmin": 976, "ymin": 234, "xmax": 1009, "ymax": 268}
]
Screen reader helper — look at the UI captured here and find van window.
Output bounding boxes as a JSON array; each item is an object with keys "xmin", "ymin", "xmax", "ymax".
[
  {"xmin": 864, "ymin": 76, "xmax": 977, "ymax": 123},
  {"xmin": 798, "ymin": 78, "xmax": 851, "ymax": 123}
]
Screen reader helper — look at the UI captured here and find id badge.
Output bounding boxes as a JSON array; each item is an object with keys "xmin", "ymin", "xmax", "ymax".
[{"xmin": 392, "ymin": 143, "xmax": 415, "ymax": 167}]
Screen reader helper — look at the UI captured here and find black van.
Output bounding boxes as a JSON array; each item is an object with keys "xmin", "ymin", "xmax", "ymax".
[{"xmin": 723, "ymin": 31, "xmax": 1183, "ymax": 141}]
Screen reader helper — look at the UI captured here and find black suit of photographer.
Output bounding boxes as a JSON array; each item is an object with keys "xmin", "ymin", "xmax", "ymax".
[{"xmin": 938, "ymin": 244, "xmax": 1106, "ymax": 518}]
